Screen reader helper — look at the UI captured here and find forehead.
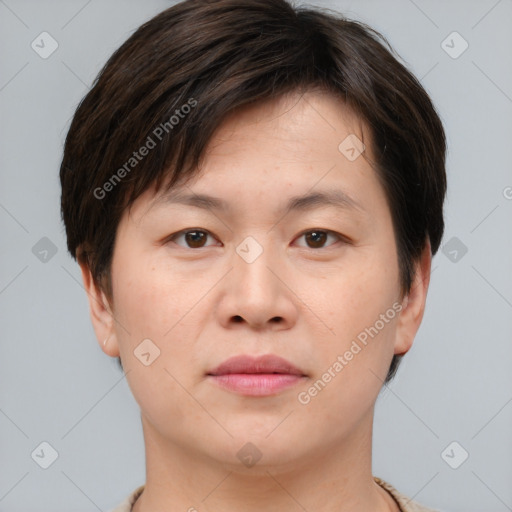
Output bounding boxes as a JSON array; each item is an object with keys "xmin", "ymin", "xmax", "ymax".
[
  {"xmin": 205, "ymin": 89, "xmax": 369, "ymax": 155},
  {"xmin": 135, "ymin": 90, "xmax": 381, "ymax": 221}
]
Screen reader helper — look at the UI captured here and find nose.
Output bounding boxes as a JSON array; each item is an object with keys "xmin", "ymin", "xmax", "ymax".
[{"xmin": 215, "ymin": 237, "xmax": 299, "ymax": 331}]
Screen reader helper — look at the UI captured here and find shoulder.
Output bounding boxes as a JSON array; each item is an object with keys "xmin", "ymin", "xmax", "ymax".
[
  {"xmin": 107, "ymin": 485, "xmax": 145, "ymax": 512},
  {"xmin": 109, "ymin": 480, "xmax": 443, "ymax": 512},
  {"xmin": 374, "ymin": 477, "xmax": 440, "ymax": 512}
]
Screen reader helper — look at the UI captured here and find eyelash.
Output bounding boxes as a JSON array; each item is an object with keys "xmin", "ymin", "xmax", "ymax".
[{"xmin": 165, "ymin": 228, "xmax": 349, "ymax": 250}]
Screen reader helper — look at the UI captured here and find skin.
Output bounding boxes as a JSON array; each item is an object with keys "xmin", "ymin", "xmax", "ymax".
[{"xmin": 80, "ymin": 90, "xmax": 431, "ymax": 512}]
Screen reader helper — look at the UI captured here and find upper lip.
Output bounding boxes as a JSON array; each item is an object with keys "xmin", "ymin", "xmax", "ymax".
[{"xmin": 207, "ymin": 354, "xmax": 305, "ymax": 376}]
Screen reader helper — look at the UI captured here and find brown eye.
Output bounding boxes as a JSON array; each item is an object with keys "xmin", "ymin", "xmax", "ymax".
[
  {"xmin": 305, "ymin": 231, "xmax": 327, "ymax": 248},
  {"xmin": 168, "ymin": 229, "xmax": 216, "ymax": 249},
  {"xmin": 184, "ymin": 231, "xmax": 208, "ymax": 248},
  {"xmin": 296, "ymin": 229, "xmax": 343, "ymax": 249}
]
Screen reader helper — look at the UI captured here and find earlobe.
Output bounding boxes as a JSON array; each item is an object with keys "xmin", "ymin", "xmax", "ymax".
[
  {"xmin": 393, "ymin": 241, "xmax": 432, "ymax": 356},
  {"xmin": 78, "ymin": 258, "xmax": 120, "ymax": 358}
]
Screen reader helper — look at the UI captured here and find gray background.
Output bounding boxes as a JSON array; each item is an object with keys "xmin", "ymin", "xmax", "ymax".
[{"xmin": 1, "ymin": 0, "xmax": 511, "ymax": 511}]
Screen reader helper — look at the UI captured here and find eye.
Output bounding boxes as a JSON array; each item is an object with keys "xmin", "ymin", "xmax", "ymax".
[
  {"xmin": 165, "ymin": 228, "xmax": 348, "ymax": 250},
  {"xmin": 294, "ymin": 229, "xmax": 346, "ymax": 249},
  {"xmin": 166, "ymin": 229, "xmax": 218, "ymax": 249}
]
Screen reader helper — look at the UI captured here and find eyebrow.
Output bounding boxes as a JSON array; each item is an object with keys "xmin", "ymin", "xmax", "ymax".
[{"xmin": 155, "ymin": 188, "xmax": 365, "ymax": 216}]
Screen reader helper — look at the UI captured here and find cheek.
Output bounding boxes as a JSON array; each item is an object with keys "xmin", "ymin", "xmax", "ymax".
[
  {"xmin": 295, "ymin": 270, "xmax": 400, "ymax": 434},
  {"xmin": 112, "ymin": 249, "xmax": 183, "ymax": 331},
  {"xmin": 109, "ymin": 257, "xmax": 179, "ymax": 381},
  {"xmin": 322, "ymin": 250, "xmax": 398, "ymax": 331},
  {"xmin": 115, "ymin": 276, "xmax": 173, "ymax": 335},
  {"xmin": 308, "ymin": 242, "xmax": 400, "ymax": 371},
  {"xmin": 110, "ymin": 261, "xmax": 201, "ymax": 426},
  {"xmin": 111, "ymin": 253, "xmax": 211, "ymax": 376}
]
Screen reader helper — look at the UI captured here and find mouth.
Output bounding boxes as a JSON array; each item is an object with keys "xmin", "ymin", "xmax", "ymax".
[{"xmin": 206, "ymin": 354, "xmax": 307, "ymax": 396}]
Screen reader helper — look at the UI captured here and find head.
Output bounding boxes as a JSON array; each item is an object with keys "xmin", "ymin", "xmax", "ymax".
[{"xmin": 60, "ymin": 0, "xmax": 446, "ymax": 468}]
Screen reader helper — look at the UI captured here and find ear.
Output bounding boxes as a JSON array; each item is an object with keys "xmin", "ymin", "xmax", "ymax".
[
  {"xmin": 78, "ymin": 258, "xmax": 120, "ymax": 358},
  {"xmin": 394, "ymin": 239, "xmax": 432, "ymax": 356}
]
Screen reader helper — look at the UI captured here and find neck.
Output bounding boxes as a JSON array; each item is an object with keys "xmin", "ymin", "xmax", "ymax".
[{"xmin": 132, "ymin": 409, "xmax": 399, "ymax": 512}]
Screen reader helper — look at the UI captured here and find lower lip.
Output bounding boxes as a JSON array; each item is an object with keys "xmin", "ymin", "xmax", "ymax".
[{"xmin": 207, "ymin": 374, "xmax": 305, "ymax": 396}]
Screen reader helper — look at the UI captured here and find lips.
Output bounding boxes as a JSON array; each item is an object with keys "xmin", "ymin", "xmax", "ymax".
[
  {"xmin": 207, "ymin": 354, "xmax": 305, "ymax": 377},
  {"xmin": 206, "ymin": 354, "xmax": 307, "ymax": 396}
]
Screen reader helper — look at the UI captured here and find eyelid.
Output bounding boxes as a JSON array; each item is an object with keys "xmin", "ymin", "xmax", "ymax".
[
  {"xmin": 294, "ymin": 228, "xmax": 349, "ymax": 249},
  {"xmin": 165, "ymin": 228, "xmax": 218, "ymax": 247},
  {"xmin": 165, "ymin": 228, "xmax": 350, "ymax": 249}
]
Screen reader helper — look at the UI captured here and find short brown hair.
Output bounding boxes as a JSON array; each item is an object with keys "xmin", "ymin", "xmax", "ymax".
[{"xmin": 60, "ymin": 0, "xmax": 447, "ymax": 382}]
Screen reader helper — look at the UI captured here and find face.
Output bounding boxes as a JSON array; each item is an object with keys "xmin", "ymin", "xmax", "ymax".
[{"xmin": 83, "ymin": 90, "xmax": 429, "ymax": 473}]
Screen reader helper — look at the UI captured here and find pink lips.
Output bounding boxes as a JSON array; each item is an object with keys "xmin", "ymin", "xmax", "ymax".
[{"xmin": 207, "ymin": 354, "xmax": 307, "ymax": 396}]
